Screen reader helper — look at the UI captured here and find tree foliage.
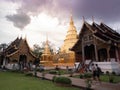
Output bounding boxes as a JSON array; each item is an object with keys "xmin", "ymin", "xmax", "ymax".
[
  {"xmin": 0, "ymin": 43, "xmax": 8, "ymax": 52},
  {"xmin": 32, "ymin": 44, "xmax": 43, "ymax": 58}
]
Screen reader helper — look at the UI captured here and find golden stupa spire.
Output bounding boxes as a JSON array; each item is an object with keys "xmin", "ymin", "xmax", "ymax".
[
  {"xmin": 61, "ymin": 13, "xmax": 78, "ymax": 53},
  {"xmin": 70, "ymin": 12, "xmax": 74, "ymax": 25},
  {"xmin": 43, "ymin": 35, "xmax": 51, "ymax": 55},
  {"xmin": 46, "ymin": 34, "xmax": 48, "ymax": 46}
]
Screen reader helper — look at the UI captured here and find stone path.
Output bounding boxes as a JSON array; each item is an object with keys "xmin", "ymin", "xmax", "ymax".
[
  {"xmin": 93, "ymin": 82, "xmax": 120, "ymax": 90},
  {"xmin": 36, "ymin": 72, "xmax": 120, "ymax": 90}
]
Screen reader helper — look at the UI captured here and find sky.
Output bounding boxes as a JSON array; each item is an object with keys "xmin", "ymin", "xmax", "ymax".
[{"xmin": 0, "ymin": 0, "xmax": 120, "ymax": 50}]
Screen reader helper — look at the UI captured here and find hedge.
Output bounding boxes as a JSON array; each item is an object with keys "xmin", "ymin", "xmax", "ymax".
[
  {"xmin": 54, "ymin": 76, "xmax": 72, "ymax": 85},
  {"xmin": 49, "ymin": 70, "xmax": 58, "ymax": 74}
]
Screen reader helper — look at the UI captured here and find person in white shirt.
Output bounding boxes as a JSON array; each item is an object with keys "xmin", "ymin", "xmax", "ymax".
[{"xmin": 91, "ymin": 63, "xmax": 96, "ymax": 80}]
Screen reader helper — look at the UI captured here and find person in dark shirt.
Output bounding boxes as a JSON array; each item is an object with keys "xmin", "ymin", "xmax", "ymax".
[
  {"xmin": 95, "ymin": 64, "xmax": 102, "ymax": 83},
  {"xmin": 91, "ymin": 63, "xmax": 96, "ymax": 80}
]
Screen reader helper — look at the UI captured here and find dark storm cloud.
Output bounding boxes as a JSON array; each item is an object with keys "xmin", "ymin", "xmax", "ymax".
[
  {"xmin": 6, "ymin": 12, "xmax": 31, "ymax": 30},
  {"xmin": 18, "ymin": 0, "xmax": 52, "ymax": 14},
  {"xmin": 20, "ymin": 0, "xmax": 120, "ymax": 22},
  {"xmin": 5, "ymin": 0, "xmax": 58, "ymax": 29},
  {"xmin": 5, "ymin": 0, "xmax": 120, "ymax": 28},
  {"xmin": 71, "ymin": 0, "xmax": 120, "ymax": 22}
]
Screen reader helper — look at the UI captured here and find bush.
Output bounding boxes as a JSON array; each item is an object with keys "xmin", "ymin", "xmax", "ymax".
[
  {"xmin": 85, "ymin": 78, "xmax": 92, "ymax": 90},
  {"xmin": 106, "ymin": 71, "xmax": 110, "ymax": 75},
  {"xmin": 25, "ymin": 72, "xmax": 33, "ymax": 76},
  {"xmin": 54, "ymin": 77, "xmax": 72, "ymax": 85},
  {"xmin": 112, "ymin": 71, "xmax": 116, "ymax": 75},
  {"xmin": 52, "ymin": 76, "xmax": 57, "ymax": 82},
  {"xmin": 109, "ymin": 75, "xmax": 114, "ymax": 83},
  {"xmin": 49, "ymin": 70, "xmax": 58, "ymax": 74},
  {"xmin": 79, "ymin": 74, "xmax": 84, "ymax": 79},
  {"xmin": 10, "ymin": 70, "xmax": 23, "ymax": 73},
  {"xmin": 84, "ymin": 73, "xmax": 92, "ymax": 78}
]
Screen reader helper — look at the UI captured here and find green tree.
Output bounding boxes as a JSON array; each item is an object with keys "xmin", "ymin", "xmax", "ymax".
[
  {"xmin": 41, "ymin": 41, "xmax": 56, "ymax": 54},
  {"xmin": 0, "ymin": 43, "xmax": 8, "ymax": 52},
  {"xmin": 32, "ymin": 44, "xmax": 43, "ymax": 58}
]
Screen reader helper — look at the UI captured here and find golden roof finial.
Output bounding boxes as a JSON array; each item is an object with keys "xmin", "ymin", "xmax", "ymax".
[
  {"xmin": 47, "ymin": 35, "xmax": 49, "ymax": 45},
  {"xmin": 70, "ymin": 9, "xmax": 74, "ymax": 25},
  {"xmin": 100, "ymin": 17, "xmax": 104, "ymax": 23},
  {"xmin": 24, "ymin": 34, "xmax": 27, "ymax": 40},
  {"xmin": 82, "ymin": 16, "xmax": 85, "ymax": 23},
  {"xmin": 45, "ymin": 33, "xmax": 48, "ymax": 45}
]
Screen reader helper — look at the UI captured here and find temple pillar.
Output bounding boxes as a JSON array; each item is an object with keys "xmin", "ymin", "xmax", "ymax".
[
  {"xmin": 94, "ymin": 38, "xmax": 98, "ymax": 61},
  {"xmin": 107, "ymin": 47, "xmax": 110, "ymax": 61},
  {"xmin": 94, "ymin": 44, "xmax": 98, "ymax": 62},
  {"xmin": 82, "ymin": 39, "xmax": 85, "ymax": 62},
  {"xmin": 115, "ymin": 47, "xmax": 119, "ymax": 62}
]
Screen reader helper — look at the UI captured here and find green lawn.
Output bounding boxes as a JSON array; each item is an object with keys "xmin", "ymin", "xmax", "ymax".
[
  {"xmin": 73, "ymin": 73, "xmax": 120, "ymax": 83},
  {"xmin": 100, "ymin": 74, "xmax": 120, "ymax": 83},
  {"xmin": 0, "ymin": 71, "xmax": 80, "ymax": 90}
]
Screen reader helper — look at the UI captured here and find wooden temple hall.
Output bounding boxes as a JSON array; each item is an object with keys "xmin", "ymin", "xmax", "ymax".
[
  {"xmin": 71, "ymin": 21, "xmax": 120, "ymax": 62},
  {"xmin": 71, "ymin": 20, "xmax": 120, "ymax": 73},
  {"xmin": 0, "ymin": 37, "xmax": 36, "ymax": 69}
]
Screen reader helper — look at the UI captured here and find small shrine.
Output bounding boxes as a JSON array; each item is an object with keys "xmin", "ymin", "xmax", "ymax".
[{"xmin": 40, "ymin": 37, "xmax": 53, "ymax": 66}]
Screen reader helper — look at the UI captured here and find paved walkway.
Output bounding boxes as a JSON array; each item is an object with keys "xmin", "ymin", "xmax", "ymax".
[{"xmin": 36, "ymin": 72, "xmax": 120, "ymax": 90}]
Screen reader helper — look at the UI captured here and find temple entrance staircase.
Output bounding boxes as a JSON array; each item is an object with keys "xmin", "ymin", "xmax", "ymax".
[{"xmin": 76, "ymin": 60, "xmax": 93, "ymax": 73}]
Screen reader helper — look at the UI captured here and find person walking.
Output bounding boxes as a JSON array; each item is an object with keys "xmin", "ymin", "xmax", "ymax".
[
  {"xmin": 95, "ymin": 64, "xmax": 102, "ymax": 83},
  {"xmin": 91, "ymin": 63, "xmax": 96, "ymax": 80}
]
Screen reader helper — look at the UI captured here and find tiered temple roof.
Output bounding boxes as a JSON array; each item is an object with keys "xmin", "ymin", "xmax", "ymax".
[
  {"xmin": 4, "ymin": 37, "xmax": 36, "ymax": 58},
  {"xmin": 71, "ymin": 21, "xmax": 120, "ymax": 51}
]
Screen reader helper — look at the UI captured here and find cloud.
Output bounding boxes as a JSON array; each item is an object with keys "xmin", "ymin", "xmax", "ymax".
[
  {"xmin": 72, "ymin": 0, "xmax": 120, "ymax": 22},
  {"xmin": 6, "ymin": 0, "xmax": 71, "ymax": 17},
  {"xmin": 6, "ymin": 12, "xmax": 31, "ymax": 30},
  {"xmin": 7, "ymin": 0, "xmax": 120, "ymax": 23},
  {"xmin": 0, "ymin": 0, "xmax": 120, "ymax": 46}
]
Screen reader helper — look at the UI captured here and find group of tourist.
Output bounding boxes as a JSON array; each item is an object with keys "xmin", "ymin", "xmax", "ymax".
[{"xmin": 91, "ymin": 63, "xmax": 102, "ymax": 83}]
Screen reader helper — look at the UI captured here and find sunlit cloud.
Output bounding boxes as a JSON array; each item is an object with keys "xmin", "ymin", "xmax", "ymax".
[{"xmin": 22, "ymin": 12, "xmax": 68, "ymax": 48}]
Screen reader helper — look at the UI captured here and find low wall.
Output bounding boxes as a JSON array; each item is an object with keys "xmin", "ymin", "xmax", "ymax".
[{"xmin": 93, "ymin": 61, "xmax": 120, "ymax": 74}]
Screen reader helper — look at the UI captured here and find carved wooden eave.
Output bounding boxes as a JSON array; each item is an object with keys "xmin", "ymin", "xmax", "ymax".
[
  {"xmin": 92, "ymin": 22, "xmax": 120, "ymax": 43},
  {"xmin": 100, "ymin": 23, "xmax": 120, "ymax": 40},
  {"xmin": 84, "ymin": 21, "xmax": 95, "ymax": 33},
  {"xmin": 6, "ymin": 50, "xmax": 19, "ymax": 57},
  {"xmin": 23, "ymin": 39, "xmax": 36, "ymax": 58},
  {"xmin": 71, "ymin": 39, "xmax": 82, "ymax": 52},
  {"xmin": 78, "ymin": 22, "xmax": 86, "ymax": 37},
  {"xmin": 93, "ymin": 35, "xmax": 108, "ymax": 44},
  {"xmin": 101, "ymin": 23, "xmax": 120, "ymax": 34},
  {"xmin": 78, "ymin": 21, "xmax": 94, "ymax": 39},
  {"xmin": 5, "ymin": 37, "xmax": 36, "ymax": 59},
  {"xmin": 85, "ymin": 22, "xmax": 110, "ymax": 43},
  {"xmin": 5, "ymin": 38, "xmax": 21, "ymax": 52}
]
